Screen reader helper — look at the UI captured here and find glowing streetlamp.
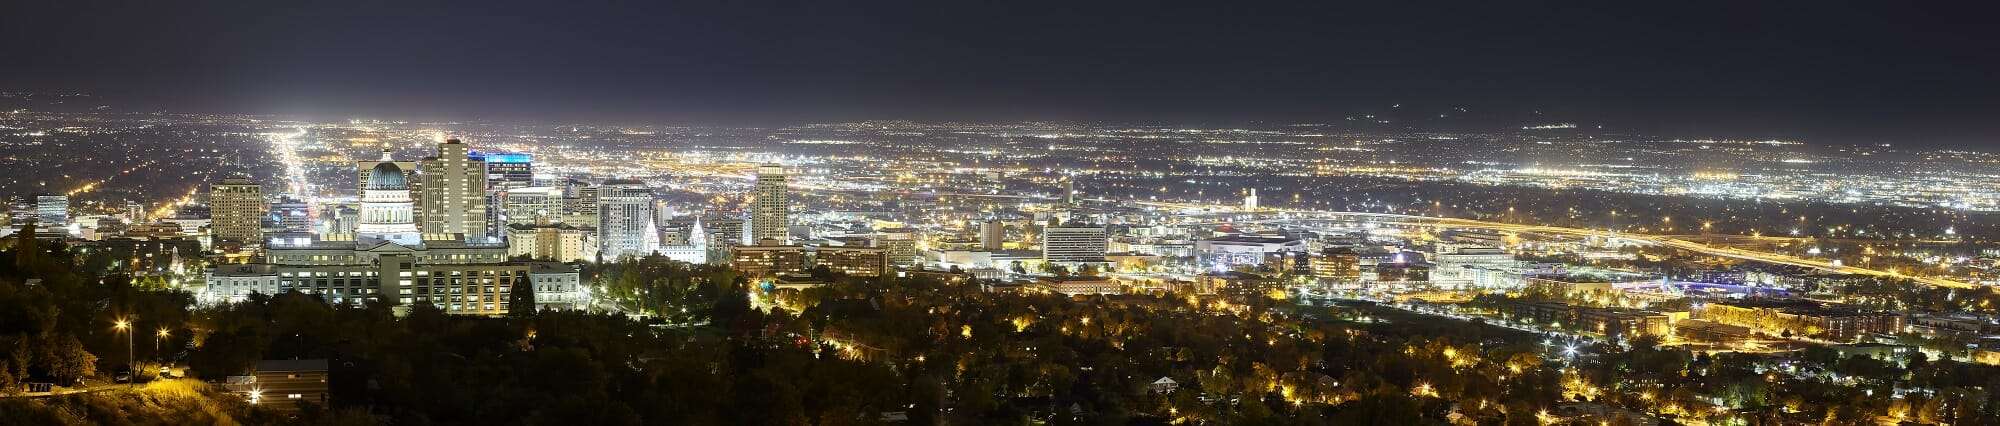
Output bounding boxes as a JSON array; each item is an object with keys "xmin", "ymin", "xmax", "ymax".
[{"xmin": 112, "ymin": 318, "xmax": 133, "ymax": 385}]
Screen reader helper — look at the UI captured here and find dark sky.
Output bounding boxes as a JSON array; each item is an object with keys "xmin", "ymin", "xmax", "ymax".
[{"xmin": 5, "ymin": 1, "xmax": 1999, "ymax": 146}]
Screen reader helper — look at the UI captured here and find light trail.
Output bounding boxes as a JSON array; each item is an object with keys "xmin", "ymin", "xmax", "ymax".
[{"xmin": 266, "ymin": 127, "xmax": 313, "ymax": 198}]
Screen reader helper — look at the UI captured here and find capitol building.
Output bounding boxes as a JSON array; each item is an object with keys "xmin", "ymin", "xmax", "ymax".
[{"xmin": 203, "ymin": 141, "xmax": 586, "ymax": 315}]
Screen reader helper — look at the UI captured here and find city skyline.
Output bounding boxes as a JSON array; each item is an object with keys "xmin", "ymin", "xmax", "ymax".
[{"xmin": 8, "ymin": 2, "xmax": 2000, "ymax": 424}]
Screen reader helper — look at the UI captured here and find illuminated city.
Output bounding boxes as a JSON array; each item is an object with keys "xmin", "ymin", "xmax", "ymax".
[{"xmin": 5, "ymin": 2, "xmax": 2000, "ymax": 425}]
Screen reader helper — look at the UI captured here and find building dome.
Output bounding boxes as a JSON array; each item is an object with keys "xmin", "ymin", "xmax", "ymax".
[{"xmin": 367, "ymin": 162, "xmax": 406, "ymax": 190}]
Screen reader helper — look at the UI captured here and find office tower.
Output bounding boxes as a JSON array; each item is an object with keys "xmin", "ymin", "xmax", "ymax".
[
  {"xmin": 477, "ymin": 152, "xmax": 534, "ymax": 189},
  {"xmin": 1042, "ymin": 224, "xmax": 1108, "ymax": 265},
  {"xmin": 501, "ymin": 186, "xmax": 564, "ymax": 227},
  {"xmin": 474, "ymin": 151, "xmax": 532, "ymax": 237},
  {"xmin": 876, "ymin": 229, "xmax": 917, "ymax": 266},
  {"xmin": 1063, "ymin": 177, "xmax": 1077, "ymax": 206},
  {"xmin": 981, "ymin": 219, "xmax": 1005, "ymax": 251},
  {"xmin": 597, "ymin": 180, "xmax": 654, "ymax": 259},
  {"xmin": 35, "ymin": 195, "xmax": 69, "ymax": 228},
  {"xmin": 124, "ymin": 201, "xmax": 145, "ymax": 223},
  {"xmin": 357, "ymin": 162, "xmax": 422, "ymax": 246},
  {"xmin": 562, "ymin": 182, "xmax": 599, "ymax": 230},
  {"xmin": 751, "ymin": 164, "xmax": 788, "ymax": 245},
  {"xmin": 1243, "ymin": 188, "xmax": 1259, "ymax": 210},
  {"xmin": 420, "ymin": 139, "xmax": 488, "ymax": 237},
  {"xmin": 209, "ymin": 177, "xmax": 266, "ymax": 244},
  {"xmin": 700, "ymin": 215, "xmax": 747, "ymax": 247},
  {"xmin": 7, "ymin": 196, "xmax": 34, "ymax": 226},
  {"xmin": 268, "ymin": 196, "xmax": 311, "ymax": 233}
]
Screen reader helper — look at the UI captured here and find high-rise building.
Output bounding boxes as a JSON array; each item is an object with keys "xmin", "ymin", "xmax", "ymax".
[
  {"xmin": 7, "ymin": 196, "xmax": 36, "ymax": 226},
  {"xmin": 35, "ymin": 195, "xmax": 69, "ymax": 229},
  {"xmin": 474, "ymin": 151, "xmax": 532, "ymax": 238},
  {"xmin": 876, "ymin": 229, "xmax": 917, "ymax": 266},
  {"xmin": 419, "ymin": 139, "xmax": 488, "ymax": 237},
  {"xmin": 980, "ymin": 219, "xmax": 1006, "ymax": 251},
  {"xmin": 477, "ymin": 151, "xmax": 535, "ymax": 190},
  {"xmin": 1042, "ymin": 224, "xmax": 1108, "ymax": 266},
  {"xmin": 357, "ymin": 162, "xmax": 422, "ymax": 246},
  {"xmin": 1243, "ymin": 188, "xmax": 1259, "ymax": 210},
  {"xmin": 123, "ymin": 201, "xmax": 145, "ymax": 224},
  {"xmin": 597, "ymin": 180, "xmax": 654, "ymax": 260},
  {"xmin": 209, "ymin": 177, "xmax": 265, "ymax": 244},
  {"xmin": 501, "ymin": 186, "xmax": 564, "ymax": 227},
  {"xmin": 1062, "ymin": 177, "xmax": 1077, "ymax": 206},
  {"xmin": 751, "ymin": 164, "xmax": 788, "ymax": 245},
  {"xmin": 562, "ymin": 181, "xmax": 599, "ymax": 230},
  {"xmin": 268, "ymin": 196, "xmax": 311, "ymax": 233}
]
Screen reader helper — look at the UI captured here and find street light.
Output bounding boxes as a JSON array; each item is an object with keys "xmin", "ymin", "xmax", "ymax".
[
  {"xmin": 156, "ymin": 328, "xmax": 171, "ymax": 356},
  {"xmin": 112, "ymin": 318, "xmax": 133, "ymax": 386}
]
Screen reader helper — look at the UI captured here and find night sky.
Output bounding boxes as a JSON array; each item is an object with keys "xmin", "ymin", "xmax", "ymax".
[{"xmin": 5, "ymin": 1, "xmax": 1998, "ymax": 146}]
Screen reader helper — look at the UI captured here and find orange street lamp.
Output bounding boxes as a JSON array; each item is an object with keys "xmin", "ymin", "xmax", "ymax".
[{"xmin": 112, "ymin": 319, "xmax": 133, "ymax": 386}]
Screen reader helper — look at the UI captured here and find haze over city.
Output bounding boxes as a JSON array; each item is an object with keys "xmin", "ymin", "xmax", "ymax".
[{"xmin": 5, "ymin": 2, "xmax": 2000, "ymax": 425}]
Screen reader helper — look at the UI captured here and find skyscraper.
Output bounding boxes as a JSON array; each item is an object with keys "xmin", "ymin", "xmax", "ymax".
[
  {"xmin": 1062, "ymin": 177, "xmax": 1077, "ymax": 206},
  {"xmin": 1042, "ymin": 223, "xmax": 1108, "ymax": 266},
  {"xmin": 420, "ymin": 139, "xmax": 488, "ymax": 238},
  {"xmin": 268, "ymin": 196, "xmax": 311, "ymax": 233},
  {"xmin": 501, "ymin": 186, "xmax": 564, "ymax": 227},
  {"xmin": 597, "ymin": 180, "xmax": 654, "ymax": 260},
  {"xmin": 874, "ymin": 229, "xmax": 918, "ymax": 266},
  {"xmin": 981, "ymin": 219, "xmax": 1006, "ymax": 251},
  {"xmin": 751, "ymin": 164, "xmax": 788, "ymax": 245},
  {"xmin": 477, "ymin": 151, "xmax": 534, "ymax": 190},
  {"xmin": 35, "ymin": 195, "xmax": 69, "ymax": 228},
  {"xmin": 475, "ymin": 151, "xmax": 532, "ymax": 238},
  {"xmin": 7, "ymin": 196, "xmax": 34, "ymax": 226},
  {"xmin": 209, "ymin": 177, "xmax": 265, "ymax": 244},
  {"xmin": 562, "ymin": 181, "xmax": 600, "ymax": 231}
]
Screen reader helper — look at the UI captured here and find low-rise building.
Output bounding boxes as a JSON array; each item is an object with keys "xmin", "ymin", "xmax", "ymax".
[
  {"xmin": 249, "ymin": 359, "xmax": 329, "ymax": 412},
  {"xmin": 1031, "ymin": 276, "xmax": 1122, "ymax": 296}
]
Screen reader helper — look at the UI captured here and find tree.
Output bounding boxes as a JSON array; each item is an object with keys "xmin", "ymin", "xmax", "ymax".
[
  {"xmin": 45, "ymin": 335, "xmax": 95, "ymax": 384},
  {"xmin": 510, "ymin": 276, "xmax": 537, "ymax": 318}
]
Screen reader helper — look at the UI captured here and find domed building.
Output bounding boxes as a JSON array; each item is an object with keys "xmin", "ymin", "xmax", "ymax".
[
  {"xmin": 357, "ymin": 162, "xmax": 422, "ymax": 246},
  {"xmin": 204, "ymin": 144, "xmax": 589, "ymax": 316}
]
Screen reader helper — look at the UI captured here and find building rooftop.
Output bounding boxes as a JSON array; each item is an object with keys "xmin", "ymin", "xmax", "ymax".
[{"xmin": 1201, "ymin": 235, "xmax": 1301, "ymax": 244}]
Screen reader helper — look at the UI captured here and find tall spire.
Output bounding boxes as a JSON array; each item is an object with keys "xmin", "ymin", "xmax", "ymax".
[{"xmin": 689, "ymin": 217, "xmax": 707, "ymax": 250}]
